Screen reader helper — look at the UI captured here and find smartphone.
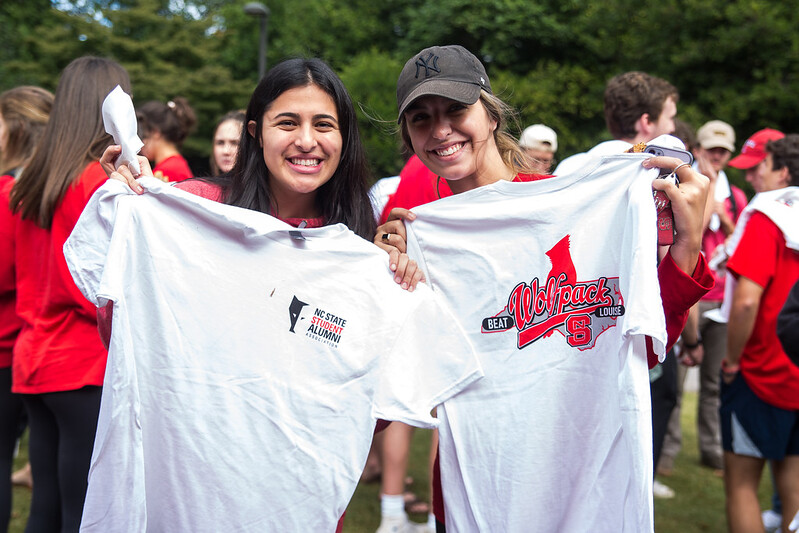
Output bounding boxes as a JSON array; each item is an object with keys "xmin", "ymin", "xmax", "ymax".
[
  {"xmin": 644, "ymin": 144, "xmax": 693, "ymax": 246},
  {"xmin": 644, "ymin": 144, "xmax": 694, "ymax": 166}
]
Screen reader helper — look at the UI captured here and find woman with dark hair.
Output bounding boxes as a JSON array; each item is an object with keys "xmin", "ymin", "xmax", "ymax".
[
  {"xmin": 209, "ymin": 109, "xmax": 245, "ymax": 176},
  {"xmin": 8, "ymin": 56, "xmax": 130, "ymax": 533},
  {"xmin": 137, "ymin": 96, "xmax": 196, "ymax": 182},
  {"xmin": 0, "ymin": 84, "xmax": 53, "ymax": 532},
  {"xmin": 109, "ymin": 57, "xmax": 376, "ymax": 240},
  {"xmin": 96, "ymin": 58, "xmax": 434, "ymax": 532}
]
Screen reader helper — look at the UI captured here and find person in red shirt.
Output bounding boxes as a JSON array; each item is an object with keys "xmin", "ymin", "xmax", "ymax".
[
  {"xmin": 0, "ymin": 84, "xmax": 53, "ymax": 532},
  {"xmin": 8, "ymin": 56, "xmax": 130, "ymax": 533},
  {"xmin": 721, "ymin": 134, "xmax": 799, "ymax": 533},
  {"xmin": 137, "ymin": 96, "xmax": 196, "ymax": 182},
  {"xmin": 375, "ymin": 44, "xmax": 712, "ymax": 531}
]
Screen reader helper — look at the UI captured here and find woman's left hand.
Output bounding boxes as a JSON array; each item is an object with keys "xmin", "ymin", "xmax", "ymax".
[
  {"xmin": 644, "ymin": 156, "xmax": 709, "ymax": 274},
  {"xmin": 373, "ymin": 208, "xmax": 425, "ymax": 291}
]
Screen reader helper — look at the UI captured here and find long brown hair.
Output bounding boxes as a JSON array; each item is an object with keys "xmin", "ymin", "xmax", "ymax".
[
  {"xmin": 10, "ymin": 56, "xmax": 131, "ymax": 228},
  {"xmin": 0, "ymin": 86, "xmax": 54, "ymax": 176}
]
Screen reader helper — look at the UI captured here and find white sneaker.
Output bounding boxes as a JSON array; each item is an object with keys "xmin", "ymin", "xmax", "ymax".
[
  {"xmin": 376, "ymin": 515, "xmax": 428, "ymax": 533},
  {"xmin": 762, "ymin": 509, "xmax": 782, "ymax": 533},
  {"xmin": 653, "ymin": 480, "xmax": 675, "ymax": 499}
]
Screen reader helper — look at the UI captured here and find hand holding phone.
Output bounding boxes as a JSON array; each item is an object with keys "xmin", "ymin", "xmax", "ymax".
[{"xmin": 645, "ymin": 144, "xmax": 693, "ymax": 245}]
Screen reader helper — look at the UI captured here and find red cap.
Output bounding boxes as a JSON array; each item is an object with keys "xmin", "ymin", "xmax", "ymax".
[{"xmin": 728, "ymin": 128, "xmax": 785, "ymax": 169}]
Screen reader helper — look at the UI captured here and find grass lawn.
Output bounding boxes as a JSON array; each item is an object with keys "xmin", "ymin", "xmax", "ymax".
[{"xmin": 9, "ymin": 390, "xmax": 775, "ymax": 532}]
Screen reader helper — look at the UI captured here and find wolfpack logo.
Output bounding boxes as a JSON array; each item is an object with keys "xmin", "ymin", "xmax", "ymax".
[
  {"xmin": 415, "ymin": 52, "xmax": 440, "ymax": 78},
  {"xmin": 288, "ymin": 296, "xmax": 308, "ymax": 333},
  {"xmin": 481, "ymin": 235, "xmax": 624, "ymax": 350}
]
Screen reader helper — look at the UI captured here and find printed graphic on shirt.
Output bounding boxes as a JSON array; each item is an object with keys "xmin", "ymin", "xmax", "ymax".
[
  {"xmin": 481, "ymin": 235, "xmax": 624, "ymax": 350},
  {"xmin": 287, "ymin": 296, "xmax": 348, "ymax": 348},
  {"xmin": 288, "ymin": 296, "xmax": 308, "ymax": 333}
]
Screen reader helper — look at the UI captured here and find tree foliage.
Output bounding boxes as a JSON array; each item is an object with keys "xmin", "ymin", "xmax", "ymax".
[{"xmin": 2, "ymin": 0, "xmax": 799, "ymax": 182}]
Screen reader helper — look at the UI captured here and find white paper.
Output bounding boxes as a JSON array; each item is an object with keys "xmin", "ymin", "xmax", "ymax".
[{"xmin": 102, "ymin": 85, "xmax": 143, "ymax": 176}]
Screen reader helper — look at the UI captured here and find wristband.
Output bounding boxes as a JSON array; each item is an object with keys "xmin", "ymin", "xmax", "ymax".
[
  {"xmin": 721, "ymin": 359, "xmax": 740, "ymax": 374},
  {"xmin": 683, "ymin": 338, "xmax": 701, "ymax": 349}
]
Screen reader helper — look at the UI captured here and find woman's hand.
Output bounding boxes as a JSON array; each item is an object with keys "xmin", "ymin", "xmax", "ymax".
[
  {"xmin": 100, "ymin": 144, "xmax": 153, "ymax": 195},
  {"xmin": 644, "ymin": 156, "xmax": 709, "ymax": 274},
  {"xmin": 373, "ymin": 208, "xmax": 425, "ymax": 291}
]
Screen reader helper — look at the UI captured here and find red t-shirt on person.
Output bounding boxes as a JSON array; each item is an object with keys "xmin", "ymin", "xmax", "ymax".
[
  {"xmin": 0, "ymin": 176, "xmax": 23, "ymax": 368},
  {"xmin": 154, "ymin": 154, "xmax": 194, "ymax": 183},
  {"xmin": 727, "ymin": 211, "xmax": 799, "ymax": 410},
  {"xmin": 13, "ymin": 162, "xmax": 108, "ymax": 393}
]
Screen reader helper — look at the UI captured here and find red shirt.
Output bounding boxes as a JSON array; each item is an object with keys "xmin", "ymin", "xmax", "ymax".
[
  {"xmin": 0, "ymin": 176, "xmax": 22, "ymax": 368},
  {"xmin": 13, "ymin": 162, "xmax": 108, "ymax": 393},
  {"xmin": 154, "ymin": 154, "xmax": 194, "ymax": 183},
  {"xmin": 727, "ymin": 211, "xmax": 799, "ymax": 410},
  {"xmin": 702, "ymin": 185, "xmax": 748, "ymax": 302}
]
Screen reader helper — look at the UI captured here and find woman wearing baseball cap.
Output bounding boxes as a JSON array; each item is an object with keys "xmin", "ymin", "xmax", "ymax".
[{"xmin": 376, "ymin": 44, "xmax": 712, "ymax": 531}]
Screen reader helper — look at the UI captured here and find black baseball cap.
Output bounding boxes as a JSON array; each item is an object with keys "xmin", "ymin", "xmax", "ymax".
[{"xmin": 396, "ymin": 45, "xmax": 492, "ymax": 122}]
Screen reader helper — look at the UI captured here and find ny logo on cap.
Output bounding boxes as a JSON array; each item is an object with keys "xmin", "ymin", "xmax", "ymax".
[{"xmin": 415, "ymin": 52, "xmax": 440, "ymax": 79}]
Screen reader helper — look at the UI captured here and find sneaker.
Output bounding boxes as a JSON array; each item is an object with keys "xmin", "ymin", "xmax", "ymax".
[
  {"xmin": 653, "ymin": 480, "xmax": 675, "ymax": 499},
  {"xmin": 762, "ymin": 509, "xmax": 782, "ymax": 533},
  {"xmin": 376, "ymin": 515, "xmax": 428, "ymax": 533}
]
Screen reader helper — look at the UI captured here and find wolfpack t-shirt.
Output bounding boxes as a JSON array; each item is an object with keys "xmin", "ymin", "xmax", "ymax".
[
  {"xmin": 405, "ymin": 154, "xmax": 667, "ymax": 532},
  {"xmin": 64, "ymin": 178, "xmax": 482, "ymax": 533}
]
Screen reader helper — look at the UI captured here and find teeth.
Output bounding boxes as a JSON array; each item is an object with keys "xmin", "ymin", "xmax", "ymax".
[
  {"xmin": 291, "ymin": 158, "xmax": 320, "ymax": 166},
  {"xmin": 436, "ymin": 143, "xmax": 462, "ymax": 157}
]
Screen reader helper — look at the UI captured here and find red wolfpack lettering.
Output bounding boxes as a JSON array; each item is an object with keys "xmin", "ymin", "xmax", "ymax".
[{"xmin": 481, "ymin": 235, "xmax": 624, "ymax": 350}]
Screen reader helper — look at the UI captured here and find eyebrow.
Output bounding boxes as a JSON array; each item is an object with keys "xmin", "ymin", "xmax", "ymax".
[{"xmin": 272, "ymin": 112, "xmax": 339, "ymax": 124}]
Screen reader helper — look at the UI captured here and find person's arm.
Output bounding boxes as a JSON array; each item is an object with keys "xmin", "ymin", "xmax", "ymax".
[
  {"xmin": 679, "ymin": 304, "xmax": 704, "ymax": 367},
  {"xmin": 645, "ymin": 156, "xmax": 709, "ymax": 276},
  {"xmin": 777, "ymin": 280, "xmax": 799, "ymax": 366},
  {"xmin": 722, "ymin": 275, "xmax": 764, "ymax": 382}
]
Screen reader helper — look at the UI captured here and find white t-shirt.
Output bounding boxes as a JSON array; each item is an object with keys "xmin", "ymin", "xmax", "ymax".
[
  {"xmin": 405, "ymin": 154, "xmax": 667, "ymax": 532},
  {"xmin": 64, "ymin": 178, "xmax": 482, "ymax": 533}
]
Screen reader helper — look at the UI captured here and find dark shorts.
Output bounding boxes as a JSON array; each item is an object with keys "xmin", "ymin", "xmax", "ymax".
[{"xmin": 720, "ymin": 372, "xmax": 799, "ymax": 460}]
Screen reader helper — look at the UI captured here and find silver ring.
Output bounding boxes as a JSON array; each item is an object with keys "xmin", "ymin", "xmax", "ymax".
[
  {"xmin": 673, "ymin": 163, "xmax": 692, "ymax": 173},
  {"xmin": 381, "ymin": 233, "xmax": 390, "ymax": 243}
]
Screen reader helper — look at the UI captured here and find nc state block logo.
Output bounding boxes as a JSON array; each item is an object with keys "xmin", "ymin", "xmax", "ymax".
[{"xmin": 481, "ymin": 235, "xmax": 624, "ymax": 350}]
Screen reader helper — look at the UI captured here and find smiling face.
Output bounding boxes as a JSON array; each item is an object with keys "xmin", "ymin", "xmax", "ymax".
[
  {"xmin": 249, "ymin": 84, "xmax": 342, "ymax": 218},
  {"xmin": 402, "ymin": 95, "xmax": 500, "ymax": 193},
  {"xmin": 213, "ymin": 119, "xmax": 242, "ymax": 174}
]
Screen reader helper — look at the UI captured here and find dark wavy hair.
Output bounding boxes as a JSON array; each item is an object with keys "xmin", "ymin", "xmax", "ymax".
[
  {"xmin": 209, "ymin": 58, "xmax": 375, "ymax": 240},
  {"xmin": 603, "ymin": 71, "xmax": 678, "ymax": 141}
]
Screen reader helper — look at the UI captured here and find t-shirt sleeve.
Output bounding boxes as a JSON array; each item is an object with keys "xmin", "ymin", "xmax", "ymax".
[
  {"xmin": 727, "ymin": 212, "xmax": 779, "ymax": 289},
  {"xmin": 63, "ymin": 181, "xmax": 131, "ymax": 307},
  {"xmin": 372, "ymin": 286, "xmax": 483, "ymax": 428}
]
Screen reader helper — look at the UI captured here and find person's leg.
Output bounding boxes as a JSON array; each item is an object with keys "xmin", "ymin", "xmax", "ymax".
[
  {"xmin": 22, "ymin": 393, "xmax": 62, "ymax": 533},
  {"xmin": 43, "ymin": 386, "xmax": 102, "ymax": 533},
  {"xmin": 0, "ymin": 367, "xmax": 25, "ymax": 531},
  {"xmin": 723, "ymin": 452, "xmax": 766, "ymax": 533},
  {"xmin": 774, "ymin": 455, "xmax": 799, "ymax": 533},
  {"xmin": 651, "ymin": 350, "xmax": 678, "ymax": 471},
  {"xmin": 658, "ymin": 357, "xmax": 686, "ymax": 475},
  {"xmin": 377, "ymin": 422, "xmax": 416, "ymax": 532},
  {"xmin": 697, "ymin": 305, "xmax": 725, "ymax": 470}
]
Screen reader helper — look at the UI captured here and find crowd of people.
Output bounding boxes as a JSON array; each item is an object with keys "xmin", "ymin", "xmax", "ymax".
[{"xmin": 0, "ymin": 42, "xmax": 797, "ymax": 533}]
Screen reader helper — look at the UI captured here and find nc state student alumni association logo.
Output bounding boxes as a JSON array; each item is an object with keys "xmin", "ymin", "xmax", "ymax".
[
  {"xmin": 288, "ymin": 295, "xmax": 348, "ymax": 348},
  {"xmin": 481, "ymin": 235, "xmax": 624, "ymax": 350}
]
